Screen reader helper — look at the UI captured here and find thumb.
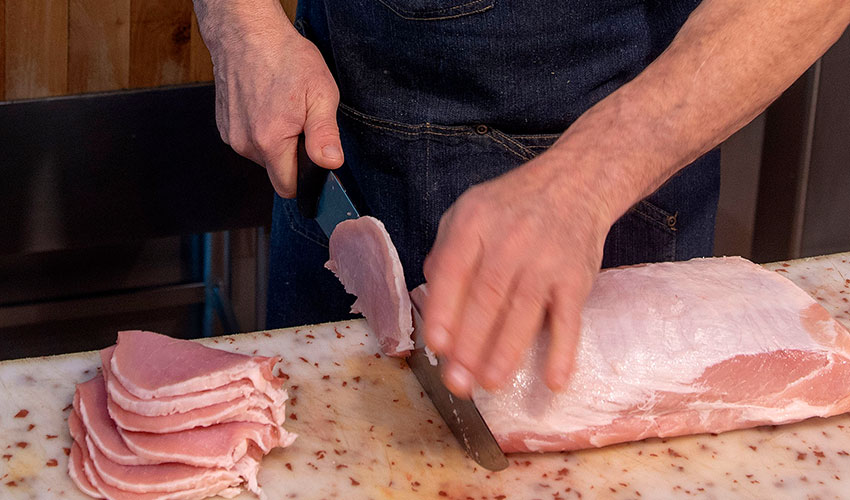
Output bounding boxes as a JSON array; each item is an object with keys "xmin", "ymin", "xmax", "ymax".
[
  {"xmin": 303, "ymin": 95, "xmax": 343, "ymax": 169},
  {"xmin": 265, "ymin": 136, "xmax": 299, "ymax": 199}
]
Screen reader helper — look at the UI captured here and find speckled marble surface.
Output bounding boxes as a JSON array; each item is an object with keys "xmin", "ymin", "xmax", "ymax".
[{"xmin": 1, "ymin": 253, "xmax": 849, "ymax": 500}]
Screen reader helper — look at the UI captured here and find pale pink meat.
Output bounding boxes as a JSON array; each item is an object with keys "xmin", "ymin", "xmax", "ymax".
[
  {"xmin": 75, "ymin": 377, "xmax": 157, "ymax": 466},
  {"xmin": 105, "ymin": 384, "xmax": 283, "ymax": 434},
  {"xmin": 110, "ymin": 330, "xmax": 283, "ymax": 399},
  {"xmin": 326, "ymin": 216, "xmax": 414, "ymax": 356},
  {"xmin": 85, "ymin": 435, "xmax": 250, "ymax": 494},
  {"xmin": 101, "ymin": 347, "xmax": 260, "ymax": 417},
  {"xmin": 69, "ymin": 331, "xmax": 296, "ymax": 499},
  {"xmin": 70, "ymin": 411, "xmax": 245, "ymax": 500},
  {"xmin": 69, "ymin": 413, "xmax": 105, "ymax": 499},
  {"xmin": 468, "ymin": 257, "xmax": 850, "ymax": 453},
  {"xmin": 119, "ymin": 421, "xmax": 294, "ymax": 469}
]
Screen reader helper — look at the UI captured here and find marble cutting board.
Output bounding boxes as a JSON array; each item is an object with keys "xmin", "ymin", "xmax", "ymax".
[{"xmin": 1, "ymin": 253, "xmax": 849, "ymax": 499}]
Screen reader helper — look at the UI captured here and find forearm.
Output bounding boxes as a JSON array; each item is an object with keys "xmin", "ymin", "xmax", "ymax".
[
  {"xmin": 193, "ymin": 0, "xmax": 295, "ymax": 60},
  {"xmin": 549, "ymin": 0, "xmax": 850, "ymax": 226}
]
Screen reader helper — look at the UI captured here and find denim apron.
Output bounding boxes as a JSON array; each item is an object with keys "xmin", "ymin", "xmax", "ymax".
[{"xmin": 267, "ymin": 0, "xmax": 721, "ymax": 328}]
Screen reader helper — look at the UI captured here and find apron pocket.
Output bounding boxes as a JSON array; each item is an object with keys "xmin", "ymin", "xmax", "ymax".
[{"xmin": 375, "ymin": 0, "xmax": 494, "ymax": 20}]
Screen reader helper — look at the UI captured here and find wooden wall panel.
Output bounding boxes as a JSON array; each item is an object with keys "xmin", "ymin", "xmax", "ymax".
[
  {"xmin": 281, "ymin": 0, "xmax": 298, "ymax": 22},
  {"xmin": 69, "ymin": 0, "xmax": 131, "ymax": 93},
  {"xmin": 1, "ymin": 0, "xmax": 6, "ymax": 100},
  {"xmin": 5, "ymin": 0, "xmax": 68, "ymax": 99},
  {"xmin": 189, "ymin": 12, "xmax": 213, "ymax": 82},
  {"xmin": 129, "ymin": 0, "xmax": 192, "ymax": 87}
]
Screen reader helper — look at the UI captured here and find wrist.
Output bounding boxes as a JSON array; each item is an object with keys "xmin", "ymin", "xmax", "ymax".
[
  {"xmin": 194, "ymin": 0, "xmax": 295, "ymax": 60},
  {"xmin": 545, "ymin": 88, "xmax": 679, "ymax": 229}
]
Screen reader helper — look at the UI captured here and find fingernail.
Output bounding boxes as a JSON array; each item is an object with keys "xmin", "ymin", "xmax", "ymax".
[{"xmin": 321, "ymin": 145, "xmax": 342, "ymax": 161}]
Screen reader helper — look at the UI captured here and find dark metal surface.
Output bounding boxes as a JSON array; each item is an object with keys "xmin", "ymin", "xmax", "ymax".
[
  {"xmin": 753, "ymin": 29, "xmax": 850, "ymax": 261},
  {"xmin": 0, "ymin": 84, "xmax": 273, "ymax": 256},
  {"xmin": 296, "ymin": 137, "xmax": 360, "ymax": 237},
  {"xmin": 800, "ymin": 30, "xmax": 850, "ymax": 256},
  {"xmin": 407, "ymin": 304, "xmax": 509, "ymax": 471},
  {"xmin": 0, "ymin": 282, "xmax": 206, "ymax": 329}
]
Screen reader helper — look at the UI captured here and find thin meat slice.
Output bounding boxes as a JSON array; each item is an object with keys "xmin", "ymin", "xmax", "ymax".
[
  {"xmin": 106, "ymin": 389, "xmax": 283, "ymax": 434},
  {"xmin": 70, "ymin": 413, "xmax": 243, "ymax": 500},
  {"xmin": 101, "ymin": 347, "xmax": 262, "ymax": 417},
  {"xmin": 75, "ymin": 377, "xmax": 157, "ymax": 466},
  {"xmin": 326, "ymin": 216, "xmax": 414, "ymax": 356},
  {"xmin": 85, "ymin": 434, "xmax": 252, "ymax": 494},
  {"xmin": 70, "ymin": 442, "xmax": 105, "ymax": 499},
  {"xmin": 69, "ymin": 412, "xmax": 106, "ymax": 499},
  {"xmin": 102, "ymin": 344, "xmax": 287, "ymax": 434},
  {"xmin": 110, "ymin": 330, "xmax": 284, "ymax": 399},
  {"xmin": 119, "ymin": 421, "xmax": 295, "ymax": 469},
  {"xmin": 470, "ymin": 257, "xmax": 850, "ymax": 453}
]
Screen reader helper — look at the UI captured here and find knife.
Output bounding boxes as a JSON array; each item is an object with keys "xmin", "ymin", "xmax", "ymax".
[{"xmin": 295, "ymin": 136, "xmax": 509, "ymax": 471}]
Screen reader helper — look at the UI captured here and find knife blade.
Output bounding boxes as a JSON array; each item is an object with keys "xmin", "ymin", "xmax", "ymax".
[
  {"xmin": 296, "ymin": 135, "xmax": 359, "ymax": 233},
  {"xmin": 408, "ymin": 303, "xmax": 509, "ymax": 471},
  {"xmin": 296, "ymin": 136, "xmax": 508, "ymax": 471}
]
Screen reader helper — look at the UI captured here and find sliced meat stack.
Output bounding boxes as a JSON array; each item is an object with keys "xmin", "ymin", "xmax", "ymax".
[{"xmin": 68, "ymin": 330, "xmax": 296, "ymax": 500}]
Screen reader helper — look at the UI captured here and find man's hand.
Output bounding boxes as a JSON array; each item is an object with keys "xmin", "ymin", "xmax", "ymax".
[
  {"xmin": 423, "ymin": 151, "xmax": 613, "ymax": 396},
  {"xmin": 194, "ymin": 0, "xmax": 342, "ymax": 197}
]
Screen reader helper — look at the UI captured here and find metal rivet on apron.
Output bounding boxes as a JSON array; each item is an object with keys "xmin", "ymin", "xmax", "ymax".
[
  {"xmin": 475, "ymin": 124, "xmax": 489, "ymax": 135},
  {"xmin": 666, "ymin": 213, "xmax": 678, "ymax": 230}
]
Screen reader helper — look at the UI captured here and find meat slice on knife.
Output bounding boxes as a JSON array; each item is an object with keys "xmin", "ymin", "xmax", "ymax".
[
  {"xmin": 110, "ymin": 330, "xmax": 283, "ymax": 399},
  {"xmin": 467, "ymin": 257, "xmax": 850, "ymax": 453},
  {"xmin": 326, "ymin": 216, "xmax": 414, "ymax": 357}
]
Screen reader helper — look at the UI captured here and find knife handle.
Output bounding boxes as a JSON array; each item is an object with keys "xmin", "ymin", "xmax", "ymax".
[{"xmin": 296, "ymin": 135, "xmax": 330, "ymax": 219}]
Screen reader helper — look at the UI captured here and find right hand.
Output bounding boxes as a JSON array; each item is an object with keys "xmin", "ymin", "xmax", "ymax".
[{"xmin": 201, "ymin": 2, "xmax": 343, "ymax": 197}]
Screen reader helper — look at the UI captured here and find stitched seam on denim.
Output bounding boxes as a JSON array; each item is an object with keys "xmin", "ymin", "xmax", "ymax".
[
  {"xmin": 484, "ymin": 132, "xmax": 534, "ymax": 161},
  {"xmin": 339, "ymin": 103, "xmax": 472, "ymax": 136},
  {"xmin": 490, "ymin": 129, "xmax": 536, "ymax": 159},
  {"xmin": 630, "ymin": 205, "xmax": 674, "ymax": 233},
  {"xmin": 284, "ymin": 203, "xmax": 329, "ymax": 248},
  {"xmin": 377, "ymin": 0, "xmax": 491, "ymax": 17},
  {"xmin": 510, "ymin": 133, "xmax": 561, "ymax": 140},
  {"xmin": 386, "ymin": 5, "xmax": 493, "ymax": 21},
  {"xmin": 639, "ymin": 200, "xmax": 670, "ymax": 221}
]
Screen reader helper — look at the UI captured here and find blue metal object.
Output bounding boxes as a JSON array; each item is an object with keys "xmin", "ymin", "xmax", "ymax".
[{"xmin": 313, "ymin": 171, "xmax": 360, "ymax": 238}]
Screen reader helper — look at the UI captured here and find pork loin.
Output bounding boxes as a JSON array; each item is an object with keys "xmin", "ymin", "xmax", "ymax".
[
  {"xmin": 326, "ymin": 216, "xmax": 414, "ymax": 356},
  {"xmin": 467, "ymin": 257, "xmax": 850, "ymax": 452}
]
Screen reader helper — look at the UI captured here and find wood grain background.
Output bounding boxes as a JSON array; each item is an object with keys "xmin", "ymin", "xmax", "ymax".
[{"xmin": 1, "ymin": 0, "xmax": 298, "ymax": 100}]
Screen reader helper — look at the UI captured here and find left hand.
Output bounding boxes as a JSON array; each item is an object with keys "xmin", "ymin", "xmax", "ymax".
[{"xmin": 422, "ymin": 148, "xmax": 615, "ymax": 397}]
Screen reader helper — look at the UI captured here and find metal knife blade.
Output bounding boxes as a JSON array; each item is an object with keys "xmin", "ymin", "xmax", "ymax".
[
  {"xmin": 296, "ymin": 136, "xmax": 359, "ymax": 237},
  {"xmin": 407, "ymin": 303, "xmax": 509, "ymax": 471}
]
